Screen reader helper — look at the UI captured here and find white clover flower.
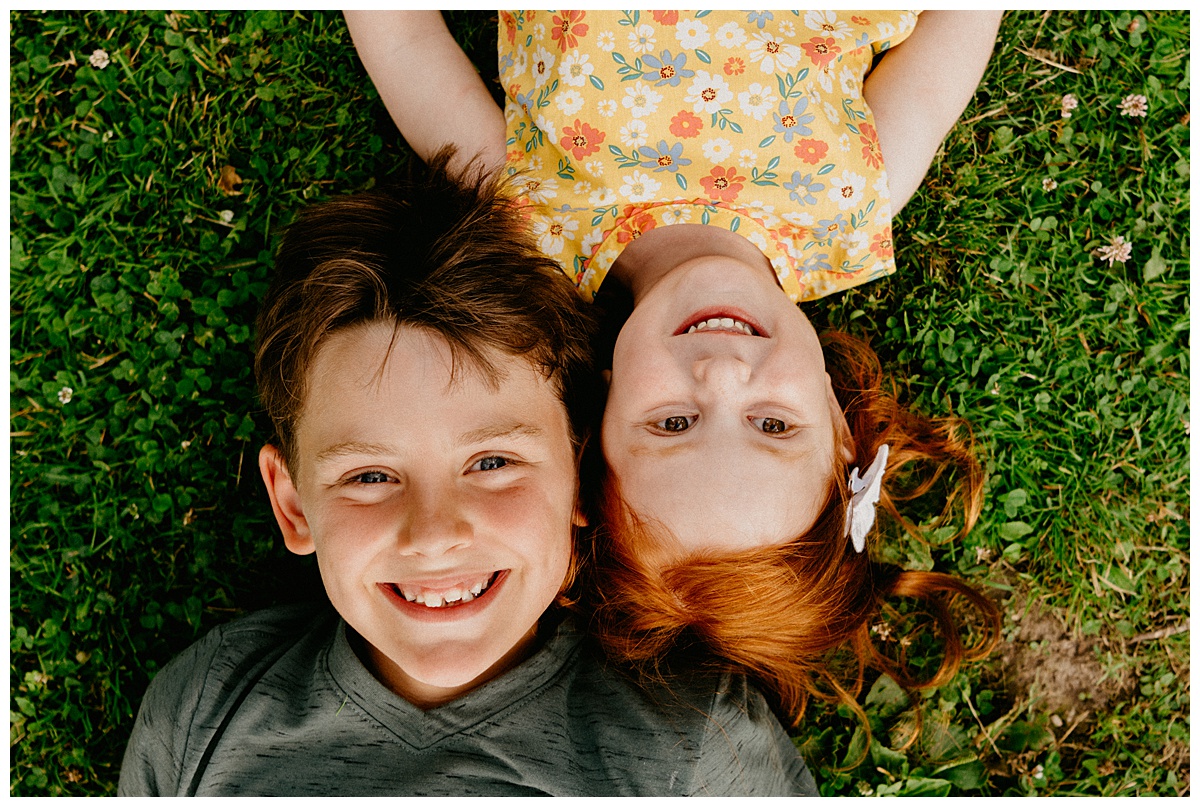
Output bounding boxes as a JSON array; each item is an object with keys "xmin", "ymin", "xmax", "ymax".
[
  {"xmin": 1060, "ymin": 93, "xmax": 1079, "ymax": 118},
  {"xmin": 1042, "ymin": 177, "xmax": 1058, "ymax": 191},
  {"xmin": 1118, "ymin": 93, "xmax": 1148, "ymax": 117},
  {"xmin": 219, "ymin": 209, "xmax": 234, "ymax": 223},
  {"xmin": 89, "ymin": 49, "xmax": 110, "ymax": 69},
  {"xmin": 1095, "ymin": 234, "xmax": 1132, "ymax": 266},
  {"xmin": 57, "ymin": 386, "xmax": 74, "ymax": 404}
]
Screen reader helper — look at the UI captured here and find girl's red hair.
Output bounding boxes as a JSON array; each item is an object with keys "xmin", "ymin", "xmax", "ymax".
[{"xmin": 584, "ymin": 330, "xmax": 1001, "ymax": 729}]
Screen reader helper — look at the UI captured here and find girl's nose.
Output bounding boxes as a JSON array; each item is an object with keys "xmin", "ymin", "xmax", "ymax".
[{"xmin": 691, "ymin": 354, "xmax": 752, "ymax": 390}]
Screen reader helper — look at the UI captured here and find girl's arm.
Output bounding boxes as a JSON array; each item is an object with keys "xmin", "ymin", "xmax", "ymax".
[
  {"xmin": 864, "ymin": 11, "xmax": 1004, "ymax": 213},
  {"xmin": 343, "ymin": 11, "xmax": 506, "ymax": 175}
]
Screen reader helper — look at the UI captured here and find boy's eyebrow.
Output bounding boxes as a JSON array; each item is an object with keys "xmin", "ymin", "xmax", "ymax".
[
  {"xmin": 313, "ymin": 424, "xmax": 546, "ymax": 464},
  {"xmin": 456, "ymin": 422, "xmax": 545, "ymax": 446}
]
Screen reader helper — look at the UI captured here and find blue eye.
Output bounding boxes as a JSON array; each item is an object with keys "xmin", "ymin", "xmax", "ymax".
[
  {"xmin": 472, "ymin": 456, "xmax": 509, "ymax": 472},
  {"xmin": 656, "ymin": 415, "xmax": 695, "ymax": 432},
  {"xmin": 354, "ymin": 471, "xmax": 392, "ymax": 484},
  {"xmin": 752, "ymin": 417, "xmax": 790, "ymax": 434}
]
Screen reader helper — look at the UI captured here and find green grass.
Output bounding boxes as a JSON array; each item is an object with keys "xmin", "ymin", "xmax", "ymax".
[{"xmin": 10, "ymin": 10, "xmax": 1189, "ymax": 797}]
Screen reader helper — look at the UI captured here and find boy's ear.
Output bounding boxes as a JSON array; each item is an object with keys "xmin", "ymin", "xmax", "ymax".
[
  {"xmin": 259, "ymin": 444, "xmax": 315, "ymax": 556},
  {"xmin": 825, "ymin": 373, "xmax": 855, "ymax": 465}
]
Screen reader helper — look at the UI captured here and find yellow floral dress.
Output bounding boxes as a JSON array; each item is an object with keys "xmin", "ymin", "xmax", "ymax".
[{"xmin": 499, "ymin": 10, "xmax": 918, "ymax": 303}]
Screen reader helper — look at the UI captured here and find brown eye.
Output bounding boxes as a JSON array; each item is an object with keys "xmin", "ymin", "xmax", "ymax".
[
  {"xmin": 657, "ymin": 415, "xmax": 694, "ymax": 432},
  {"xmin": 754, "ymin": 417, "xmax": 789, "ymax": 434}
]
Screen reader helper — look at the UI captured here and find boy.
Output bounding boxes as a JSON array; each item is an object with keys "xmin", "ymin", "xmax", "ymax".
[{"xmin": 116, "ymin": 152, "xmax": 816, "ymax": 796}]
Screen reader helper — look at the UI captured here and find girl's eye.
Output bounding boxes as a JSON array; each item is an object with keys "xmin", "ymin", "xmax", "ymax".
[
  {"xmin": 753, "ymin": 417, "xmax": 790, "ymax": 434},
  {"xmin": 471, "ymin": 456, "xmax": 509, "ymax": 472},
  {"xmin": 353, "ymin": 471, "xmax": 392, "ymax": 484},
  {"xmin": 656, "ymin": 415, "xmax": 695, "ymax": 432}
]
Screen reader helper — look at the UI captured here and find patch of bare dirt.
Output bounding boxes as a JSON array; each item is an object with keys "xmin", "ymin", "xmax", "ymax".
[{"xmin": 997, "ymin": 601, "xmax": 1132, "ymax": 725}]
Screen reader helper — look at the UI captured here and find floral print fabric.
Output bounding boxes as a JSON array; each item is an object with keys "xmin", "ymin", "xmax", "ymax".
[{"xmin": 499, "ymin": 10, "xmax": 918, "ymax": 303}]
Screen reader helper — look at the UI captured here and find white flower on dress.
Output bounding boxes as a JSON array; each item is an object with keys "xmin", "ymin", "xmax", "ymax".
[
  {"xmin": 702, "ymin": 137, "xmax": 734, "ymax": 162},
  {"xmin": 619, "ymin": 170, "xmax": 663, "ymax": 203},
  {"xmin": 533, "ymin": 23, "xmax": 546, "ymax": 39},
  {"xmin": 747, "ymin": 32, "xmax": 801, "ymax": 73},
  {"xmin": 596, "ymin": 31, "xmax": 616, "ymax": 52},
  {"xmin": 619, "ymin": 118, "xmax": 649, "ymax": 148},
  {"xmin": 745, "ymin": 230, "xmax": 771, "ymax": 254},
  {"xmin": 89, "ymin": 49, "xmax": 110, "ymax": 69},
  {"xmin": 782, "ymin": 211, "xmax": 815, "ymax": 227},
  {"xmin": 838, "ymin": 229, "xmax": 869, "ymax": 257},
  {"xmin": 534, "ymin": 113, "xmax": 557, "ymax": 144},
  {"xmin": 745, "ymin": 199, "xmax": 779, "ymax": 228},
  {"xmin": 628, "ymin": 23, "xmax": 656, "ymax": 54},
  {"xmin": 877, "ymin": 21, "xmax": 897, "ymax": 40},
  {"xmin": 527, "ymin": 156, "xmax": 544, "ymax": 172},
  {"xmin": 660, "ymin": 206, "xmax": 694, "ymax": 225},
  {"xmin": 519, "ymin": 175, "xmax": 560, "ymax": 204},
  {"xmin": 559, "ymin": 51, "xmax": 595, "ymax": 87},
  {"xmin": 737, "ymin": 148, "xmax": 759, "ymax": 168},
  {"xmin": 823, "ymin": 100, "xmax": 840, "ymax": 124},
  {"xmin": 585, "ymin": 160, "xmax": 606, "ymax": 178},
  {"xmin": 873, "ymin": 174, "xmax": 891, "ymax": 199},
  {"xmin": 573, "ymin": 180, "xmax": 595, "ymax": 197},
  {"xmin": 676, "ymin": 18, "xmax": 710, "ymax": 49},
  {"xmin": 685, "ymin": 70, "xmax": 733, "ymax": 114},
  {"xmin": 838, "ymin": 132, "xmax": 852, "ymax": 152},
  {"xmin": 804, "ymin": 82, "xmax": 822, "ymax": 106},
  {"xmin": 898, "ymin": 12, "xmax": 918, "ymax": 33},
  {"xmin": 714, "ymin": 21, "xmax": 748, "ymax": 49},
  {"xmin": 588, "ymin": 186, "xmax": 617, "ymax": 206},
  {"xmin": 555, "ymin": 89, "xmax": 584, "ymax": 116},
  {"xmin": 533, "ymin": 215, "xmax": 579, "ymax": 255},
  {"xmin": 596, "ymin": 99, "xmax": 617, "ymax": 118},
  {"xmin": 531, "ymin": 46, "xmax": 557, "ymax": 88},
  {"xmin": 817, "ymin": 66, "xmax": 834, "ymax": 94},
  {"xmin": 581, "ymin": 226, "xmax": 606, "ymax": 256},
  {"xmin": 623, "ymin": 84, "xmax": 664, "ymax": 119},
  {"xmin": 805, "ymin": 11, "xmax": 850, "ymax": 39},
  {"xmin": 737, "ymin": 82, "xmax": 777, "ymax": 121},
  {"xmin": 827, "ymin": 170, "xmax": 867, "ymax": 211},
  {"xmin": 778, "ymin": 20, "xmax": 796, "ymax": 38},
  {"xmin": 839, "ymin": 64, "xmax": 861, "ymax": 98},
  {"xmin": 510, "ymin": 46, "xmax": 528, "ymax": 79}
]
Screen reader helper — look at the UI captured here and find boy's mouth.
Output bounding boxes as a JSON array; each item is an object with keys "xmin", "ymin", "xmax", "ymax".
[
  {"xmin": 386, "ymin": 571, "xmax": 502, "ymax": 610},
  {"xmin": 676, "ymin": 307, "xmax": 766, "ymax": 337}
]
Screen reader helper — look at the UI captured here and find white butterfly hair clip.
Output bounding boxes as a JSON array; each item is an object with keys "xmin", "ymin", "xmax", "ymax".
[{"xmin": 843, "ymin": 443, "xmax": 890, "ymax": 553}]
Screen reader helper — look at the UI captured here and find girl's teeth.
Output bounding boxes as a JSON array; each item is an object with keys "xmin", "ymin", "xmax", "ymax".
[{"xmin": 687, "ymin": 317, "xmax": 753, "ymax": 335}]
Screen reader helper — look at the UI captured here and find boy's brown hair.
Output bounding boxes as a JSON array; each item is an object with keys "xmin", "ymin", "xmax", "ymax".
[{"xmin": 254, "ymin": 148, "xmax": 599, "ymax": 472}]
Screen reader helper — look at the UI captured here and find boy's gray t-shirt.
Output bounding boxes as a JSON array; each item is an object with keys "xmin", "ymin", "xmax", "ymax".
[{"xmin": 117, "ymin": 602, "xmax": 817, "ymax": 796}]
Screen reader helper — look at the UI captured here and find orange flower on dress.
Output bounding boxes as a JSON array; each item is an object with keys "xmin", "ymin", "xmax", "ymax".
[
  {"xmin": 858, "ymin": 123, "xmax": 883, "ymax": 169},
  {"xmin": 801, "ymin": 37, "xmax": 842, "ymax": 70},
  {"xmin": 506, "ymin": 147, "xmax": 524, "ymax": 164},
  {"xmin": 616, "ymin": 208, "xmax": 657, "ymax": 244},
  {"xmin": 794, "ymin": 139, "xmax": 829, "ymax": 165},
  {"xmin": 652, "ymin": 10, "xmax": 680, "ymax": 25},
  {"xmin": 500, "ymin": 11, "xmax": 518, "ymax": 45},
  {"xmin": 851, "ymin": 15, "xmax": 870, "ymax": 26},
  {"xmin": 723, "ymin": 56, "xmax": 745, "ymax": 76},
  {"xmin": 669, "ymin": 110, "xmax": 704, "ymax": 139},
  {"xmin": 699, "ymin": 166, "xmax": 746, "ymax": 203},
  {"xmin": 869, "ymin": 227, "xmax": 894, "ymax": 259},
  {"xmin": 560, "ymin": 120, "xmax": 605, "ymax": 160},
  {"xmin": 775, "ymin": 222, "xmax": 810, "ymax": 242},
  {"xmin": 551, "ymin": 10, "xmax": 588, "ymax": 51}
]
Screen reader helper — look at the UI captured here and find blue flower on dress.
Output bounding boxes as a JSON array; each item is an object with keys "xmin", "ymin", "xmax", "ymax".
[
  {"xmin": 814, "ymin": 214, "xmax": 849, "ymax": 240},
  {"xmin": 773, "ymin": 98, "xmax": 815, "ymax": 143},
  {"xmin": 638, "ymin": 140, "xmax": 692, "ymax": 173},
  {"xmin": 640, "ymin": 50, "xmax": 694, "ymax": 87},
  {"xmin": 515, "ymin": 89, "xmax": 537, "ymax": 116},
  {"xmin": 800, "ymin": 253, "xmax": 833, "ymax": 274},
  {"xmin": 784, "ymin": 171, "xmax": 824, "ymax": 205},
  {"xmin": 746, "ymin": 11, "xmax": 774, "ymax": 29},
  {"xmin": 499, "ymin": 52, "xmax": 515, "ymax": 72}
]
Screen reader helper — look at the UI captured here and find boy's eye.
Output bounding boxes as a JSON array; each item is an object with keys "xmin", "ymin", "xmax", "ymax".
[
  {"xmin": 353, "ymin": 471, "xmax": 392, "ymax": 484},
  {"xmin": 471, "ymin": 456, "xmax": 509, "ymax": 472},
  {"xmin": 752, "ymin": 417, "xmax": 790, "ymax": 434},
  {"xmin": 656, "ymin": 415, "xmax": 695, "ymax": 432}
]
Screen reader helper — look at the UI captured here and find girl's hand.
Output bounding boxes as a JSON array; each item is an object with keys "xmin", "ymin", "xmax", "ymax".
[
  {"xmin": 344, "ymin": 11, "xmax": 506, "ymax": 175},
  {"xmin": 864, "ymin": 11, "xmax": 1004, "ymax": 213}
]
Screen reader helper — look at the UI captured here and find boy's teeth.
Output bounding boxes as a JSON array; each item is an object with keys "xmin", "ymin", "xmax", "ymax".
[
  {"xmin": 686, "ymin": 317, "xmax": 753, "ymax": 335},
  {"xmin": 396, "ymin": 574, "xmax": 495, "ymax": 609}
]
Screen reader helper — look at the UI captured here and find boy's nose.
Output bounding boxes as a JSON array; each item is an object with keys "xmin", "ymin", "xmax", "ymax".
[{"xmin": 398, "ymin": 492, "xmax": 472, "ymax": 556}]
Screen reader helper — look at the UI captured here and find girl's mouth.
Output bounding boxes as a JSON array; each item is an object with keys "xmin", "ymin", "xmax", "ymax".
[{"xmin": 675, "ymin": 307, "xmax": 768, "ymax": 337}]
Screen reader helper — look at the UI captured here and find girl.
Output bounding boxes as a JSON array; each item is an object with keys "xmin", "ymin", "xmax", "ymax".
[{"xmin": 347, "ymin": 9, "xmax": 1004, "ymax": 727}]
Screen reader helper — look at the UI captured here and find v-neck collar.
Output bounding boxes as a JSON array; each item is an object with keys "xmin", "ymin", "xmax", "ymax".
[{"xmin": 324, "ymin": 615, "xmax": 582, "ymax": 749}]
